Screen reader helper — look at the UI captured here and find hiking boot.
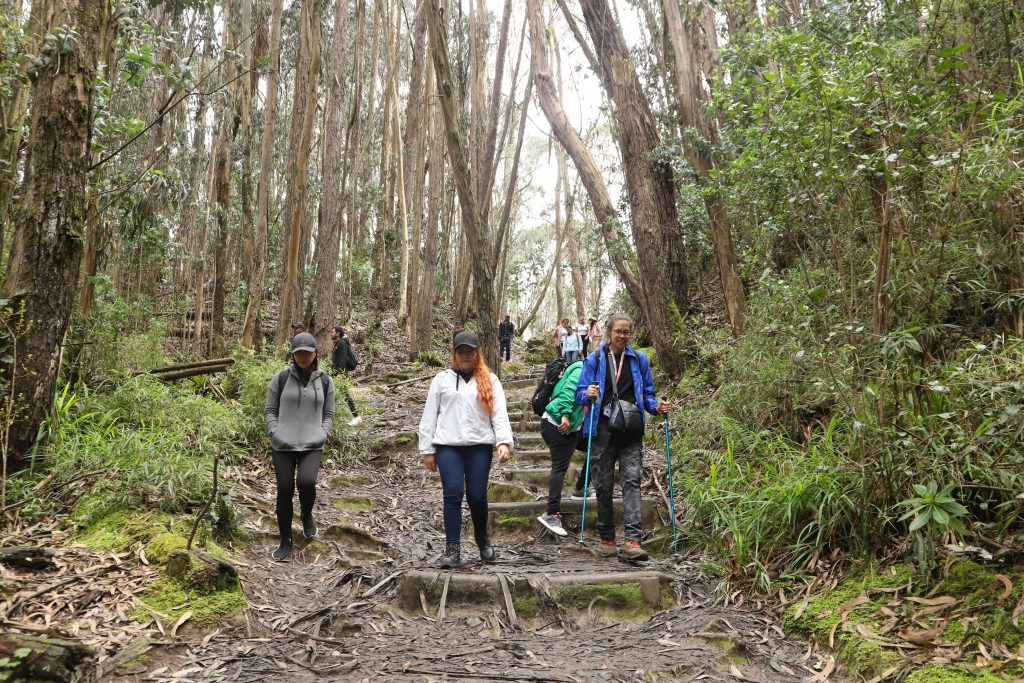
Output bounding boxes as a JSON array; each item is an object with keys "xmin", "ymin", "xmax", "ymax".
[
  {"xmin": 570, "ymin": 487, "xmax": 595, "ymax": 500},
  {"xmin": 348, "ymin": 415, "xmax": 363, "ymax": 427},
  {"xmin": 478, "ymin": 542, "xmax": 497, "ymax": 563},
  {"xmin": 440, "ymin": 543, "xmax": 461, "ymax": 569},
  {"xmin": 272, "ymin": 538, "xmax": 293, "ymax": 561},
  {"xmin": 537, "ymin": 513, "xmax": 568, "ymax": 537},
  {"xmin": 621, "ymin": 540, "xmax": 649, "ymax": 561},
  {"xmin": 599, "ymin": 539, "xmax": 618, "ymax": 557},
  {"xmin": 301, "ymin": 515, "xmax": 318, "ymax": 539}
]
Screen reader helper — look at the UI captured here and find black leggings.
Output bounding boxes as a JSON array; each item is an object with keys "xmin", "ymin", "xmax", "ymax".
[{"xmin": 272, "ymin": 449, "xmax": 322, "ymax": 540}]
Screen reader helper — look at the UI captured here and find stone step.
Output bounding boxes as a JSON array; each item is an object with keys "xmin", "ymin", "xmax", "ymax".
[
  {"xmin": 513, "ymin": 433, "xmax": 545, "ymax": 446},
  {"xmin": 487, "ymin": 497, "xmax": 661, "ymax": 534},
  {"xmin": 399, "ymin": 569, "xmax": 676, "ymax": 618},
  {"xmin": 503, "ymin": 377, "xmax": 539, "ymax": 390},
  {"xmin": 498, "ymin": 465, "xmax": 581, "ymax": 488}
]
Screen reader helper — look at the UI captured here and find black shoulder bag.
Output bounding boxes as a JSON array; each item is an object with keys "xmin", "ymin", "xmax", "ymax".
[{"xmin": 603, "ymin": 350, "xmax": 644, "ymax": 438}]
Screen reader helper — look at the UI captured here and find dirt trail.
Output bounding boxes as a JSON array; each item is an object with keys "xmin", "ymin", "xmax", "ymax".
[{"xmin": 114, "ymin": 372, "xmax": 838, "ymax": 683}]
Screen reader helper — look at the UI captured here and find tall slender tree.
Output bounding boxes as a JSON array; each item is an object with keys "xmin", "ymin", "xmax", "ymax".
[
  {"xmin": 275, "ymin": 0, "xmax": 323, "ymax": 350},
  {"xmin": 1, "ymin": 0, "xmax": 109, "ymax": 467}
]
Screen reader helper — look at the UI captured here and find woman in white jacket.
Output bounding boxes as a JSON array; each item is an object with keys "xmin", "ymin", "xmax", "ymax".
[{"xmin": 418, "ymin": 331, "xmax": 514, "ymax": 568}]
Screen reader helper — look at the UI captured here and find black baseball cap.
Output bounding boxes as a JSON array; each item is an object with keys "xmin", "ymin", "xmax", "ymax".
[
  {"xmin": 453, "ymin": 331, "xmax": 480, "ymax": 349},
  {"xmin": 291, "ymin": 332, "xmax": 317, "ymax": 353}
]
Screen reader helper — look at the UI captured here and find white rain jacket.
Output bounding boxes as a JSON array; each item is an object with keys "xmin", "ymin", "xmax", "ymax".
[{"xmin": 418, "ymin": 369, "xmax": 514, "ymax": 455}]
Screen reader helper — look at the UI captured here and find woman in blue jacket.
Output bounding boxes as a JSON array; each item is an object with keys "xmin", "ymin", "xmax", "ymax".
[{"xmin": 576, "ymin": 313, "xmax": 670, "ymax": 560}]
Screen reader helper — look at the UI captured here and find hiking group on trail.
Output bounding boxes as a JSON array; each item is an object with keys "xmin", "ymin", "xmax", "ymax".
[{"xmin": 267, "ymin": 313, "xmax": 670, "ymax": 567}]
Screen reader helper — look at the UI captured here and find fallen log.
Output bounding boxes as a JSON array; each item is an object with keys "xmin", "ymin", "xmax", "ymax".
[
  {"xmin": 0, "ymin": 546, "xmax": 56, "ymax": 570},
  {"xmin": 0, "ymin": 633, "xmax": 96, "ymax": 681},
  {"xmin": 135, "ymin": 357, "xmax": 235, "ymax": 376},
  {"xmin": 387, "ymin": 373, "xmax": 435, "ymax": 390},
  {"xmin": 150, "ymin": 364, "xmax": 232, "ymax": 382}
]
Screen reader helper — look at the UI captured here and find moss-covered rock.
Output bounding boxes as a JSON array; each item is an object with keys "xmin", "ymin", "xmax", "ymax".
[
  {"xmin": 133, "ymin": 576, "xmax": 246, "ymax": 626},
  {"xmin": 486, "ymin": 483, "xmax": 535, "ymax": 503},
  {"xmin": 145, "ymin": 533, "xmax": 187, "ymax": 564},
  {"xmin": 554, "ymin": 582, "xmax": 659, "ymax": 620}
]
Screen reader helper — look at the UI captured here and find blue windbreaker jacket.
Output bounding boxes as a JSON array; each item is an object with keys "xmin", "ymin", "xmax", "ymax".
[{"xmin": 574, "ymin": 343, "xmax": 659, "ymax": 437}]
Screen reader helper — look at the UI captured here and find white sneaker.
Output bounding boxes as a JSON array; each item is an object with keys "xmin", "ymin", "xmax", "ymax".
[
  {"xmin": 348, "ymin": 415, "xmax": 363, "ymax": 426},
  {"xmin": 537, "ymin": 513, "xmax": 568, "ymax": 537}
]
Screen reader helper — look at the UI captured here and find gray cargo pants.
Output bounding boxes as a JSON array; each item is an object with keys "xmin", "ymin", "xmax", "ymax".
[{"xmin": 590, "ymin": 420, "xmax": 644, "ymax": 542}]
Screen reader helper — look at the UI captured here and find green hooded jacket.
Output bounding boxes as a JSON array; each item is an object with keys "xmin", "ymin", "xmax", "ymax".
[{"xmin": 544, "ymin": 360, "xmax": 585, "ymax": 432}]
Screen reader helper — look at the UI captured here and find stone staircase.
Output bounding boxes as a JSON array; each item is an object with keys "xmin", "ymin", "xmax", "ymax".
[{"xmin": 397, "ymin": 388, "xmax": 679, "ymax": 628}]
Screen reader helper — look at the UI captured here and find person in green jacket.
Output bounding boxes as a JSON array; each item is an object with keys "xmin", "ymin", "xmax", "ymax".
[{"xmin": 536, "ymin": 359, "xmax": 586, "ymax": 536}]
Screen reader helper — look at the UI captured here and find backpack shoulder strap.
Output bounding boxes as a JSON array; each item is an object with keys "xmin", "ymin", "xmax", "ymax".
[{"xmin": 275, "ymin": 369, "xmax": 290, "ymax": 395}]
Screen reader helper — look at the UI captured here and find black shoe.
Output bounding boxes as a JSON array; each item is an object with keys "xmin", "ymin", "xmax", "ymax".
[
  {"xmin": 302, "ymin": 515, "xmax": 318, "ymax": 539},
  {"xmin": 272, "ymin": 538, "xmax": 293, "ymax": 561},
  {"xmin": 440, "ymin": 543, "xmax": 461, "ymax": 569},
  {"xmin": 478, "ymin": 543, "xmax": 497, "ymax": 563}
]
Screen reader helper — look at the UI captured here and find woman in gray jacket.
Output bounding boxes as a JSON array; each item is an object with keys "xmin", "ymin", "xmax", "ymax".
[{"xmin": 265, "ymin": 332, "xmax": 335, "ymax": 561}]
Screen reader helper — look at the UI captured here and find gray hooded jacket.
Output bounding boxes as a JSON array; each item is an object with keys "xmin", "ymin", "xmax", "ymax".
[{"xmin": 264, "ymin": 365, "xmax": 335, "ymax": 452}]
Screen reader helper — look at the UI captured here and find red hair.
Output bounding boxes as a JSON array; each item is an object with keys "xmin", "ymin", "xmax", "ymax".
[{"xmin": 450, "ymin": 349, "xmax": 495, "ymax": 415}]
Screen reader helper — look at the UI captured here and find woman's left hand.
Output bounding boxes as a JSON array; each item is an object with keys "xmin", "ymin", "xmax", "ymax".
[{"xmin": 497, "ymin": 444, "xmax": 512, "ymax": 463}]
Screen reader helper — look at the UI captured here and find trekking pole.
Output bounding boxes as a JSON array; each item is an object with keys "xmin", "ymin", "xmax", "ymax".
[
  {"xmin": 579, "ymin": 398, "xmax": 597, "ymax": 546},
  {"xmin": 661, "ymin": 396, "xmax": 679, "ymax": 559}
]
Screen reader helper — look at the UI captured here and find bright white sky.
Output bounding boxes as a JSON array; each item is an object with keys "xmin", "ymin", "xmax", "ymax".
[{"xmin": 483, "ymin": 1, "xmax": 650, "ymax": 333}]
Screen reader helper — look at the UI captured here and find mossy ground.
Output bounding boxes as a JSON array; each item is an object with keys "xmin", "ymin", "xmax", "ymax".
[
  {"xmin": 133, "ymin": 576, "xmax": 247, "ymax": 626},
  {"xmin": 903, "ymin": 665, "xmax": 1006, "ymax": 683},
  {"xmin": 784, "ymin": 561, "xmax": 1024, "ymax": 681},
  {"xmin": 333, "ymin": 496, "xmax": 374, "ymax": 511}
]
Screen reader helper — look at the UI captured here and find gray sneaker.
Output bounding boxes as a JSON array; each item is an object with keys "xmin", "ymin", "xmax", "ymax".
[
  {"xmin": 537, "ymin": 513, "xmax": 568, "ymax": 537},
  {"xmin": 569, "ymin": 487, "xmax": 595, "ymax": 500}
]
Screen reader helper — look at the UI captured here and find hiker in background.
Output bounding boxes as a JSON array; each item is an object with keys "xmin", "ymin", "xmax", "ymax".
[
  {"xmin": 418, "ymin": 331, "xmax": 513, "ymax": 569},
  {"xmin": 453, "ymin": 321, "xmax": 465, "ymax": 343},
  {"xmin": 499, "ymin": 314, "xmax": 515, "ymax": 362},
  {"xmin": 576, "ymin": 313, "xmax": 671, "ymax": 561},
  {"xmin": 284, "ymin": 321, "xmax": 305, "ymax": 362},
  {"xmin": 577, "ymin": 316, "xmax": 590, "ymax": 356},
  {"xmin": 329, "ymin": 326, "xmax": 363, "ymax": 427},
  {"xmin": 587, "ymin": 317, "xmax": 602, "ymax": 351},
  {"xmin": 265, "ymin": 332, "xmax": 335, "ymax": 561},
  {"xmin": 552, "ymin": 318, "xmax": 568, "ymax": 357},
  {"xmin": 562, "ymin": 322, "xmax": 582, "ymax": 364},
  {"xmin": 536, "ymin": 356, "xmax": 585, "ymax": 536}
]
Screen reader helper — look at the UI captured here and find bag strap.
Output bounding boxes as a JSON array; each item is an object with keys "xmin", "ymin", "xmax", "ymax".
[{"xmin": 607, "ymin": 348, "xmax": 625, "ymax": 400}]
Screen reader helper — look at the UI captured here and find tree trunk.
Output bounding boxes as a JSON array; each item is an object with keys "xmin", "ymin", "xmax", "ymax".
[
  {"xmin": 427, "ymin": 0, "xmax": 499, "ymax": 373},
  {"xmin": 399, "ymin": 0, "xmax": 428, "ymax": 320},
  {"xmin": 525, "ymin": 0, "xmax": 646, "ymax": 325},
  {"xmin": 0, "ymin": 0, "xmax": 107, "ymax": 467},
  {"xmin": 210, "ymin": 0, "xmax": 236, "ymax": 355},
  {"xmin": 575, "ymin": 0, "xmax": 689, "ymax": 375},
  {"xmin": 342, "ymin": 0, "xmax": 367, "ymax": 319},
  {"xmin": 275, "ymin": 0, "xmax": 323, "ymax": 351},
  {"xmin": 662, "ymin": 0, "xmax": 744, "ymax": 336},
  {"xmin": 241, "ymin": 0, "xmax": 283, "ymax": 349},
  {"xmin": 312, "ymin": 0, "xmax": 351, "ymax": 350},
  {"xmin": 409, "ymin": 26, "xmax": 434, "ymax": 356},
  {"xmin": 416, "ymin": 85, "xmax": 444, "ymax": 354}
]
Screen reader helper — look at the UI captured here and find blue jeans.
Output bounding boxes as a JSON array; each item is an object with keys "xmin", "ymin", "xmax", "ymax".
[
  {"xmin": 435, "ymin": 444, "xmax": 493, "ymax": 545},
  {"xmin": 564, "ymin": 350, "xmax": 580, "ymax": 364}
]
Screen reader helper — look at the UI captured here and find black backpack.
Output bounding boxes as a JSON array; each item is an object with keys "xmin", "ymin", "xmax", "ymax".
[
  {"xmin": 529, "ymin": 356, "xmax": 570, "ymax": 417},
  {"xmin": 338, "ymin": 339, "xmax": 358, "ymax": 371}
]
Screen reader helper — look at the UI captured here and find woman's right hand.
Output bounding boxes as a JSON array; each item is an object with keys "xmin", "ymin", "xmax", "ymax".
[
  {"xmin": 557, "ymin": 415, "xmax": 571, "ymax": 434},
  {"xmin": 422, "ymin": 453, "xmax": 437, "ymax": 472}
]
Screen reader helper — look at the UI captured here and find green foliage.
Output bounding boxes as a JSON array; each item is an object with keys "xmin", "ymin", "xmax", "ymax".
[
  {"xmin": 7, "ymin": 375, "xmax": 244, "ymax": 523},
  {"xmin": 899, "ymin": 481, "xmax": 970, "ymax": 569},
  {"xmin": 676, "ymin": 270, "xmax": 1023, "ymax": 589}
]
